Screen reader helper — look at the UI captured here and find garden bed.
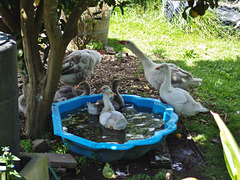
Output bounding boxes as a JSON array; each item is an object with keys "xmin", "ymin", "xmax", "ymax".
[{"xmin": 18, "ymin": 51, "xmax": 209, "ymax": 179}]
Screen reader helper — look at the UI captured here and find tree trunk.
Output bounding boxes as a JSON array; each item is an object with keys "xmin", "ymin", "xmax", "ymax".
[
  {"xmin": 19, "ymin": 0, "xmax": 94, "ymax": 138},
  {"xmin": 20, "ymin": 0, "xmax": 47, "ymax": 138},
  {"xmin": 20, "ymin": 0, "xmax": 65, "ymax": 138}
]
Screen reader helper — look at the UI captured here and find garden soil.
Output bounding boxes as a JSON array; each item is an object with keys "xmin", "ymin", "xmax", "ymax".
[{"xmin": 18, "ymin": 51, "xmax": 212, "ymax": 179}]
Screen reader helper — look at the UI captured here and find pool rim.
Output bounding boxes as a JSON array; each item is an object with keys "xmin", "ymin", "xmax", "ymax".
[{"xmin": 51, "ymin": 94, "xmax": 178, "ymax": 151}]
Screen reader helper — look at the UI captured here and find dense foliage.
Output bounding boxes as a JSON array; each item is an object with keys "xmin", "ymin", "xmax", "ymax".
[{"xmin": 182, "ymin": 0, "xmax": 219, "ymax": 19}]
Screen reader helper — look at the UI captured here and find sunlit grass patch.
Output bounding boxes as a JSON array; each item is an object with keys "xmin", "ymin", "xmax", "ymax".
[{"xmin": 108, "ymin": 1, "xmax": 240, "ymax": 179}]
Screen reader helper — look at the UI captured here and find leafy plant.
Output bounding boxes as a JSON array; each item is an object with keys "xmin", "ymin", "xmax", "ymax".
[
  {"xmin": 20, "ymin": 139, "xmax": 33, "ymax": 153},
  {"xmin": 91, "ymin": 0, "xmax": 131, "ymax": 15},
  {"xmin": 76, "ymin": 156, "xmax": 88, "ymax": 168},
  {"xmin": 211, "ymin": 111, "xmax": 240, "ymax": 180},
  {"xmin": 182, "ymin": 0, "xmax": 219, "ymax": 20},
  {"xmin": 78, "ymin": 4, "xmax": 110, "ymax": 49},
  {"xmin": 102, "ymin": 162, "xmax": 115, "ymax": 179},
  {"xmin": 86, "ymin": 40, "xmax": 104, "ymax": 50},
  {"xmin": 50, "ymin": 140, "xmax": 71, "ymax": 154},
  {"xmin": 184, "ymin": 49, "xmax": 197, "ymax": 58},
  {"xmin": 0, "ymin": 147, "xmax": 22, "ymax": 180},
  {"xmin": 128, "ymin": 174, "xmax": 151, "ymax": 180},
  {"xmin": 90, "ymin": 152, "xmax": 99, "ymax": 162},
  {"xmin": 141, "ymin": 92, "xmax": 147, "ymax": 97},
  {"xmin": 152, "ymin": 172, "xmax": 166, "ymax": 180},
  {"xmin": 54, "ymin": 144, "xmax": 68, "ymax": 154}
]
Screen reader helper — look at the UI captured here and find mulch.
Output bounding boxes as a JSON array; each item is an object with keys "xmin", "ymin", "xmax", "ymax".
[{"xmin": 18, "ymin": 51, "xmax": 209, "ymax": 179}]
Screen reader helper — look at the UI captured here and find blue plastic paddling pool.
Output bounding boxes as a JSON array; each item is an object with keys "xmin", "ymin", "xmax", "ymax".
[{"xmin": 51, "ymin": 94, "xmax": 178, "ymax": 162}]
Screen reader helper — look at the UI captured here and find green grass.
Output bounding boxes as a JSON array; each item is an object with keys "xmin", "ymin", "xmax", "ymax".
[{"xmin": 108, "ymin": 1, "xmax": 240, "ymax": 179}]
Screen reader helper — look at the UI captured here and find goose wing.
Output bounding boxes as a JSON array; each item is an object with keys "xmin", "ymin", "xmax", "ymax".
[{"xmin": 161, "ymin": 88, "xmax": 188, "ymax": 105}]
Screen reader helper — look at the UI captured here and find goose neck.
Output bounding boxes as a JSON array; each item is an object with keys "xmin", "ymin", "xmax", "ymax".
[
  {"xmin": 129, "ymin": 45, "xmax": 154, "ymax": 66},
  {"xmin": 103, "ymin": 95, "xmax": 115, "ymax": 111},
  {"xmin": 77, "ymin": 82, "xmax": 91, "ymax": 96},
  {"xmin": 112, "ymin": 86, "xmax": 118, "ymax": 94},
  {"xmin": 82, "ymin": 86, "xmax": 90, "ymax": 95},
  {"xmin": 162, "ymin": 68, "xmax": 172, "ymax": 90}
]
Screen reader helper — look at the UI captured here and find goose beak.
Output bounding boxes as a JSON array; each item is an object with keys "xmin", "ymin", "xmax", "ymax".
[
  {"xmin": 155, "ymin": 66, "xmax": 161, "ymax": 70},
  {"xmin": 75, "ymin": 81, "xmax": 83, "ymax": 89},
  {"xmin": 113, "ymin": 92, "xmax": 117, "ymax": 96},
  {"xmin": 113, "ymin": 77, "xmax": 123, "ymax": 82},
  {"xmin": 97, "ymin": 88, "xmax": 102, "ymax": 93},
  {"xmin": 119, "ymin": 41, "xmax": 127, "ymax": 45},
  {"xmin": 97, "ymin": 50, "xmax": 104, "ymax": 55}
]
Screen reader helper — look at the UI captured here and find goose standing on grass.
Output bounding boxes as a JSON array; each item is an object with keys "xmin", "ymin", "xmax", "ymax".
[
  {"xmin": 60, "ymin": 50, "xmax": 102, "ymax": 86},
  {"xmin": 156, "ymin": 63, "xmax": 208, "ymax": 117},
  {"xmin": 87, "ymin": 78, "xmax": 124, "ymax": 115},
  {"xmin": 99, "ymin": 89, "xmax": 127, "ymax": 130},
  {"xmin": 119, "ymin": 40, "xmax": 202, "ymax": 90},
  {"xmin": 54, "ymin": 81, "xmax": 91, "ymax": 102}
]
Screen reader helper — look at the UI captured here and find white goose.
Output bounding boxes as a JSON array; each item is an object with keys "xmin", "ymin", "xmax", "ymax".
[
  {"xmin": 99, "ymin": 89, "xmax": 127, "ymax": 130},
  {"xmin": 87, "ymin": 80, "xmax": 124, "ymax": 115},
  {"xmin": 60, "ymin": 50, "xmax": 102, "ymax": 86},
  {"xmin": 156, "ymin": 63, "xmax": 208, "ymax": 116},
  {"xmin": 119, "ymin": 40, "xmax": 202, "ymax": 90}
]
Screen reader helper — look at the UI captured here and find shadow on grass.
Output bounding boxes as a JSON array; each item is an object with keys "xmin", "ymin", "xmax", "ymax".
[
  {"xmin": 108, "ymin": 38, "xmax": 168, "ymax": 61},
  {"xmin": 107, "ymin": 38, "xmax": 126, "ymax": 52},
  {"xmin": 164, "ymin": 57, "xmax": 239, "ymax": 180}
]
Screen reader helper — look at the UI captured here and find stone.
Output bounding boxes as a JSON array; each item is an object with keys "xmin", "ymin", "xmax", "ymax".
[
  {"xmin": 19, "ymin": 153, "xmax": 49, "ymax": 180},
  {"xmin": 104, "ymin": 46, "xmax": 116, "ymax": 55},
  {"xmin": 45, "ymin": 153, "xmax": 77, "ymax": 169},
  {"xmin": 32, "ymin": 139, "xmax": 49, "ymax": 152},
  {"xmin": 149, "ymin": 141, "xmax": 172, "ymax": 169}
]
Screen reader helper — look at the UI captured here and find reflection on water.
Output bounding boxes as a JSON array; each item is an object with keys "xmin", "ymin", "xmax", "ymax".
[{"xmin": 61, "ymin": 103, "xmax": 164, "ymax": 144}]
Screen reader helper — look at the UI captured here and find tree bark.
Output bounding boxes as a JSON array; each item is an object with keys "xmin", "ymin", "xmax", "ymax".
[
  {"xmin": 20, "ymin": 0, "xmax": 46, "ymax": 138},
  {"xmin": 19, "ymin": 0, "xmax": 94, "ymax": 138}
]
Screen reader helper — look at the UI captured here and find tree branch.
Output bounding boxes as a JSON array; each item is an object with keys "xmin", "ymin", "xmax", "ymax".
[
  {"xmin": 34, "ymin": 0, "xmax": 44, "ymax": 34},
  {"xmin": 20, "ymin": 0, "xmax": 45, "ymax": 81},
  {"xmin": 43, "ymin": 0, "xmax": 62, "ymax": 43},
  {"xmin": 63, "ymin": 0, "xmax": 94, "ymax": 46},
  {"xmin": 43, "ymin": 0, "xmax": 65, "ymax": 100}
]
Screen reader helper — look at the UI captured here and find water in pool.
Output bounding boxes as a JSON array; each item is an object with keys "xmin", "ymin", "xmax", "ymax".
[{"xmin": 61, "ymin": 103, "xmax": 164, "ymax": 144}]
